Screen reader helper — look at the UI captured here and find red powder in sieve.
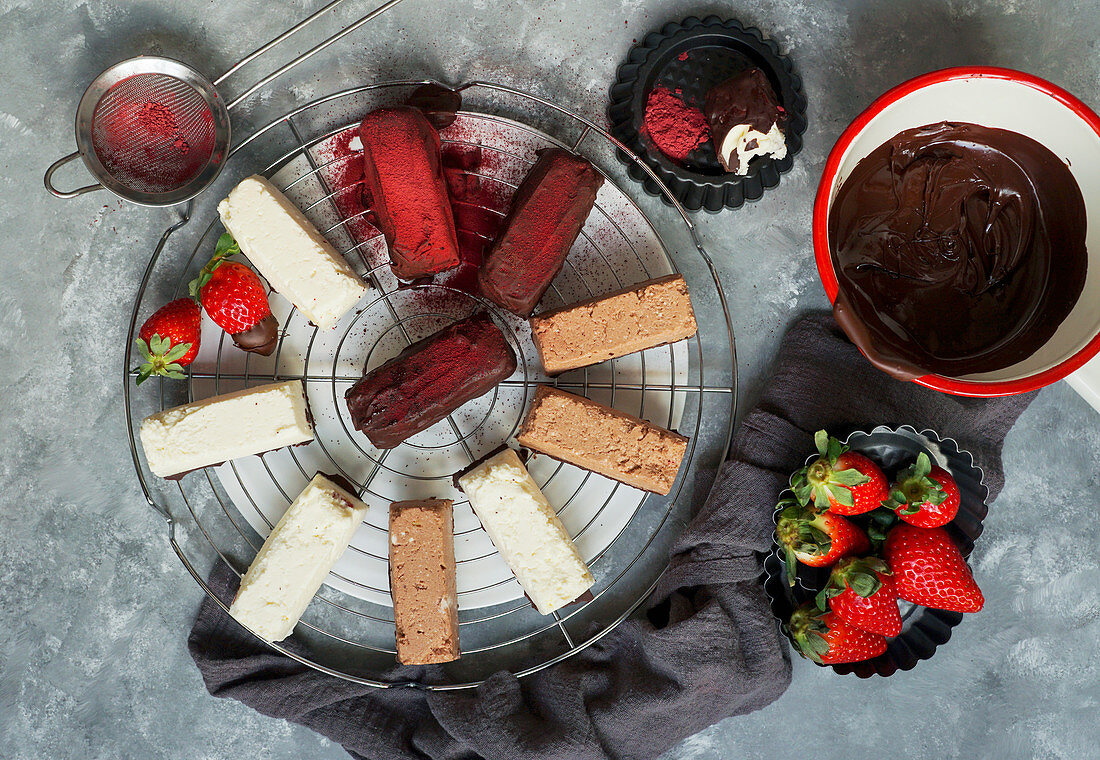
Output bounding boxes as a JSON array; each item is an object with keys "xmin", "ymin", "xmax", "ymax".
[
  {"xmin": 642, "ymin": 86, "xmax": 710, "ymax": 162},
  {"xmin": 132, "ymin": 101, "xmax": 191, "ymax": 154}
]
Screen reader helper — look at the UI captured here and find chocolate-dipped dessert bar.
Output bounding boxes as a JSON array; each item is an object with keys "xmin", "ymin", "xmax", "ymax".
[
  {"xmin": 389, "ymin": 498, "xmax": 460, "ymax": 665},
  {"xmin": 478, "ymin": 148, "xmax": 604, "ymax": 317},
  {"xmin": 359, "ymin": 106, "xmax": 462, "ymax": 280},
  {"xmin": 529, "ymin": 274, "xmax": 698, "ymax": 375},
  {"xmin": 344, "ymin": 313, "xmax": 516, "ymax": 449},
  {"xmin": 704, "ymin": 68, "xmax": 788, "ymax": 174},
  {"xmin": 516, "ymin": 385, "xmax": 688, "ymax": 495}
]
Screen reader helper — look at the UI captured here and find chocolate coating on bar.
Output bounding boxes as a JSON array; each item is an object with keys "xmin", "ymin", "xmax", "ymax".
[
  {"xmin": 478, "ymin": 149, "xmax": 604, "ymax": 317},
  {"xmin": 231, "ymin": 313, "xmax": 278, "ymax": 356},
  {"xmin": 829, "ymin": 121, "xmax": 1088, "ymax": 379},
  {"xmin": 344, "ymin": 313, "xmax": 516, "ymax": 449},
  {"xmin": 359, "ymin": 106, "xmax": 461, "ymax": 280},
  {"xmin": 704, "ymin": 68, "xmax": 786, "ymax": 170}
]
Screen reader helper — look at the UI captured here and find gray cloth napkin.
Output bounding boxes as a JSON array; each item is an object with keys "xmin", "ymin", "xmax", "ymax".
[{"xmin": 188, "ymin": 312, "xmax": 1035, "ymax": 759}]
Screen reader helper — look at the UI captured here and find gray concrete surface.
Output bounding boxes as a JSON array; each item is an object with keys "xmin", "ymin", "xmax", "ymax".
[{"xmin": 2, "ymin": 0, "xmax": 1099, "ymax": 758}]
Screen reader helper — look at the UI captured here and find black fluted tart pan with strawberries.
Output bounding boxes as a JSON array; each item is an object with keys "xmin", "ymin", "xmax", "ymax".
[{"xmin": 761, "ymin": 425, "xmax": 988, "ymax": 678}]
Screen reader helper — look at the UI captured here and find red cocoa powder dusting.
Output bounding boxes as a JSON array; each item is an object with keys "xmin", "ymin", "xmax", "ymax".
[
  {"xmin": 642, "ymin": 86, "xmax": 710, "ymax": 161},
  {"xmin": 319, "ymin": 126, "xmax": 514, "ymax": 299}
]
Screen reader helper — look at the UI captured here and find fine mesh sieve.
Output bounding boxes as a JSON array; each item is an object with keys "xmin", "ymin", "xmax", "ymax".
[
  {"xmin": 45, "ymin": 0, "xmax": 408, "ymax": 207},
  {"xmin": 91, "ymin": 73, "xmax": 220, "ymax": 196},
  {"xmin": 43, "ymin": 57, "xmax": 231, "ymax": 206}
]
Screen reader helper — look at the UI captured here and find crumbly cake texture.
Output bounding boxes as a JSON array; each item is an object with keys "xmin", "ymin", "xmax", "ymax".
[
  {"xmin": 516, "ymin": 385, "xmax": 689, "ymax": 495},
  {"xmin": 228, "ymin": 474, "xmax": 369, "ymax": 642},
  {"xmin": 389, "ymin": 499, "xmax": 460, "ymax": 665},
  {"xmin": 458, "ymin": 448, "xmax": 594, "ymax": 614},
  {"xmin": 529, "ymin": 274, "xmax": 698, "ymax": 375}
]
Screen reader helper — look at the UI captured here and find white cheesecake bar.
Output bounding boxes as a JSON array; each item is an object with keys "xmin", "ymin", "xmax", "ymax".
[
  {"xmin": 229, "ymin": 474, "xmax": 369, "ymax": 642},
  {"xmin": 139, "ymin": 380, "xmax": 314, "ymax": 479},
  {"xmin": 218, "ymin": 175, "xmax": 368, "ymax": 329},
  {"xmin": 458, "ymin": 448, "xmax": 594, "ymax": 614}
]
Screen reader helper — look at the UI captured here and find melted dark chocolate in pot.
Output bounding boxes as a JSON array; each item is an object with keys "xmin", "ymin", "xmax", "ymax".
[{"xmin": 829, "ymin": 122, "xmax": 1087, "ymax": 379}]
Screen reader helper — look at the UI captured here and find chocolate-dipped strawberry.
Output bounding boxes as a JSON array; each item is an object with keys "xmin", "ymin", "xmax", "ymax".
[
  {"xmin": 704, "ymin": 67, "xmax": 788, "ymax": 174},
  {"xmin": 189, "ymin": 234, "xmax": 279, "ymax": 356}
]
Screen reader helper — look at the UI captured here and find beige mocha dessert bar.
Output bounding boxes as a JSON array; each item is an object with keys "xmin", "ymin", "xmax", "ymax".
[
  {"xmin": 529, "ymin": 274, "xmax": 698, "ymax": 375},
  {"xmin": 389, "ymin": 499, "xmax": 460, "ymax": 665},
  {"xmin": 516, "ymin": 385, "xmax": 688, "ymax": 495}
]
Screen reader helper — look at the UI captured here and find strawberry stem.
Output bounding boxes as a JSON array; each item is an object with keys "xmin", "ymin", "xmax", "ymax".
[{"xmin": 188, "ymin": 233, "xmax": 241, "ymax": 298}]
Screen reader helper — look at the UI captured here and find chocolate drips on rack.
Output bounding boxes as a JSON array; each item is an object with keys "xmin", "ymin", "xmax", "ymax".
[{"xmin": 829, "ymin": 121, "xmax": 1087, "ymax": 380}]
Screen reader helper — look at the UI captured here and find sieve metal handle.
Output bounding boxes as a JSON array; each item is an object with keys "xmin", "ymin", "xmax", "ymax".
[
  {"xmin": 44, "ymin": 151, "xmax": 103, "ymax": 199},
  {"xmin": 216, "ymin": 0, "xmax": 409, "ymax": 111}
]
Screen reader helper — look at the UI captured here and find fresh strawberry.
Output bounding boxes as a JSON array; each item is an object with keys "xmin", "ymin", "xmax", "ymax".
[
  {"xmin": 195, "ymin": 261, "xmax": 270, "ymax": 333},
  {"xmin": 816, "ymin": 556, "xmax": 902, "ymax": 637},
  {"xmin": 884, "ymin": 452, "xmax": 960, "ymax": 528},
  {"xmin": 189, "ymin": 234, "xmax": 278, "ymax": 356},
  {"xmin": 134, "ymin": 298, "xmax": 201, "ymax": 385},
  {"xmin": 789, "ymin": 602, "xmax": 887, "ymax": 665},
  {"xmin": 883, "ymin": 524, "xmax": 984, "ymax": 613},
  {"xmin": 791, "ymin": 430, "xmax": 889, "ymax": 515},
  {"xmin": 776, "ymin": 499, "xmax": 871, "ymax": 585}
]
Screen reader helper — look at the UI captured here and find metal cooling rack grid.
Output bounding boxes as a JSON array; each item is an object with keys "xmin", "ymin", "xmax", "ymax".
[{"xmin": 124, "ymin": 81, "xmax": 737, "ymax": 688}]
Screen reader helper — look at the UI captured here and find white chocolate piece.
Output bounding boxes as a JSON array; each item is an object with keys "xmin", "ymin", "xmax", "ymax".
[
  {"xmin": 718, "ymin": 122, "xmax": 787, "ymax": 175},
  {"xmin": 139, "ymin": 380, "xmax": 313, "ymax": 478},
  {"xmin": 458, "ymin": 448, "xmax": 594, "ymax": 614},
  {"xmin": 229, "ymin": 474, "xmax": 369, "ymax": 642},
  {"xmin": 218, "ymin": 175, "xmax": 368, "ymax": 329}
]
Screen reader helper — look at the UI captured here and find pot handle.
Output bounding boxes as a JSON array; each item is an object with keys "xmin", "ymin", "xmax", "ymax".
[{"xmin": 44, "ymin": 151, "xmax": 103, "ymax": 199}]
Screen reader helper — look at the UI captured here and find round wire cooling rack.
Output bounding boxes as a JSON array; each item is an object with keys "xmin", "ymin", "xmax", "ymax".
[{"xmin": 123, "ymin": 80, "xmax": 738, "ymax": 689}]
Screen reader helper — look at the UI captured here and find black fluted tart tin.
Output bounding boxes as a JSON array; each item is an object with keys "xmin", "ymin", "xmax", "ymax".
[
  {"xmin": 761, "ymin": 426, "xmax": 988, "ymax": 677},
  {"xmin": 608, "ymin": 15, "xmax": 807, "ymax": 212}
]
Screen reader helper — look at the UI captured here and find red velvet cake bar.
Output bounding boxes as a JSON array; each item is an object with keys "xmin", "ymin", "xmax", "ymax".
[
  {"xmin": 359, "ymin": 106, "xmax": 461, "ymax": 280},
  {"xmin": 478, "ymin": 149, "xmax": 604, "ymax": 317}
]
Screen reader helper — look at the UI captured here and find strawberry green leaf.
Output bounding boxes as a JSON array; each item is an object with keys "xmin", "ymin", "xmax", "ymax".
[
  {"xmin": 163, "ymin": 342, "xmax": 191, "ymax": 363},
  {"xmin": 814, "ymin": 429, "xmax": 829, "ymax": 457},
  {"xmin": 214, "ymin": 232, "xmax": 240, "ymax": 259},
  {"xmin": 827, "ymin": 483, "xmax": 855, "ymax": 508},
  {"xmin": 188, "ymin": 233, "xmax": 240, "ymax": 298},
  {"xmin": 914, "ymin": 452, "xmax": 932, "ymax": 479},
  {"xmin": 847, "ymin": 572, "xmax": 881, "ymax": 598},
  {"xmin": 815, "ymin": 588, "xmax": 830, "ymax": 611},
  {"xmin": 802, "ymin": 630, "xmax": 830, "ymax": 660},
  {"xmin": 785, "ymin": 547, "xmax": 798, "ymax": 586},
  {"xmin": 135, "ymin": 337, "xmax": 153, "ymax": 362},
  {"xmin": 832, "ymin": 468, "xmax": 871, "ymax": 487}
]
